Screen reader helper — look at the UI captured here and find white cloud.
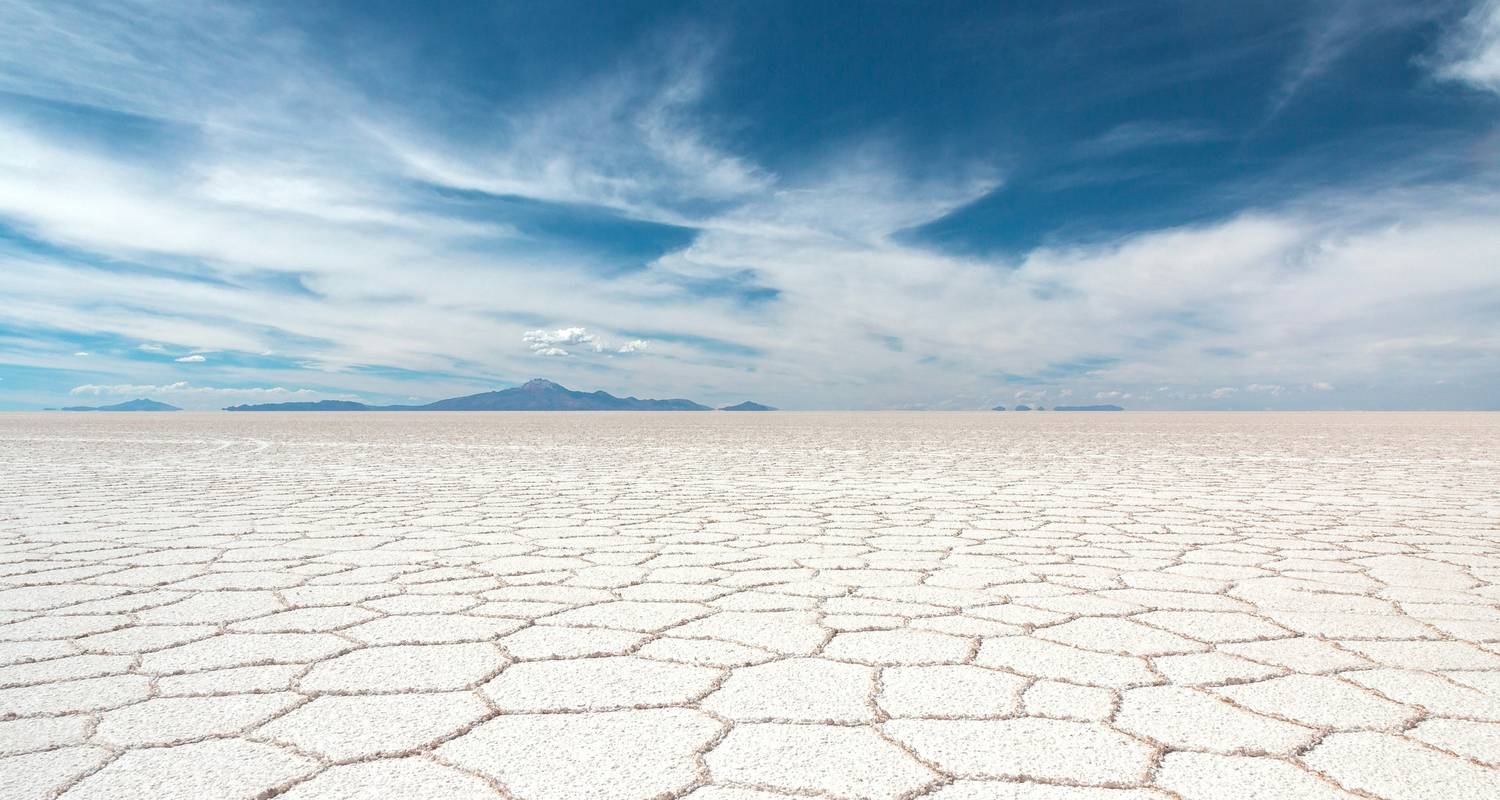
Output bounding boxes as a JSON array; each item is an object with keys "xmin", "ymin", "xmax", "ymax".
[
  {"xmin": 73, "ymin": 351, "xmax": 89, "ymax": 356},
  {"xmin": 521, "ymin": 327, "xmax": 650, "ymax": 357},
  {"xmin": 1209, "ymin": 387, "xmax": 1238, "ymax": 399},
  {"xmin": 523, "ymin": 326, "xmax": 602, "ymax": 356},
  {"xmin": 175, "ymin": 354, "xmax": 206, "ymax": 362},
  {"xmin": 1311, "ymin": 381, "xmax": 1336, "ymax": 390},
  {"xmin": 138, "ymin": 343, "xmax": 167, "ymax": 352},
  {"xmin": 1436, "ymin": 0, "xmax": 1500, "ymax": 93},
  {"xmin": 524, "ymin": 327, "xmax": 598, "ymax": 347}
]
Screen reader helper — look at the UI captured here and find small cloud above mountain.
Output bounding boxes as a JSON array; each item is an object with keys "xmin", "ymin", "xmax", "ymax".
[
  {"xmin": 523, "ymin": 327, "xmax": 600, "ymax": 356},
  {"xmin": 523, "ymin": 327, "xmax": 650, "ymax": 357}
]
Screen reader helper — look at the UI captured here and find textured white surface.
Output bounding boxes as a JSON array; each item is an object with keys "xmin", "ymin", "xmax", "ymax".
[{"xmin": 1, "ymin": 410, "xmax": 1498, "ymax": 798}]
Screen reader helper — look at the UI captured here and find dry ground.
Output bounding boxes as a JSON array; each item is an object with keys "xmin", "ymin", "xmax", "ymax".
[{"xmin": 1, "ymin": 411, "xmax": 1499, "ymax": 799}]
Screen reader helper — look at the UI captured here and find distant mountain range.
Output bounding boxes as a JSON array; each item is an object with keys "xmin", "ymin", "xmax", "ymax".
[
  {"xmin": 404, "ymin": 379, "xmax": 710, "ymax": 410},
  {"xmin": 720, "ymin": 401, "xmax": 776, "ymax": 411},
  {"xmin": 43, "ymin": 382, "xmax": 1119, "ymax": 413},
  {"xmin": 59, "ymin": 398, "xmax": 180, "ymax": 412},
  {"xmin": 223, "ymin": 400, "xmax": 369, "ymax": 411},
  {"xmin": 225, "ymin": 379, "xmax": 735, "ymax": 412}
]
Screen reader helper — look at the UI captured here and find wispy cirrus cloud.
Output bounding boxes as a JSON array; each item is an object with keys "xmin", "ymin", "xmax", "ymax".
[
  {"xmin": 0, "ymin": 1, "xmax": 1497, "ymax": 410},
  {"xmin": 371, "ymin": 35, "xmax": 772, "ymax": 222},
  {"xmin": 1077, "ymin": 121, "xmax": 1220, "ymax": 157}
]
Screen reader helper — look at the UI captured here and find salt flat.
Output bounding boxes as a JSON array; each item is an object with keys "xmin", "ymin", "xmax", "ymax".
[{"xmin": 1, "ymin": 411, "xmax": 1499, "ymax": 799}]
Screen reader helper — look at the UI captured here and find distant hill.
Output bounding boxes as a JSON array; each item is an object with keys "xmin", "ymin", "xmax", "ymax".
[
  {"xmin": 225, "ymin": 379, "xmax": 710, "ymax": 411},
  {"xmin": 408, "ymin": 379, "xmax": 709, "ymax": 411},
  {"xmin": 62, "ymin": 398, "xmax": 180, "ymax": 412},
  {"xmin": 224, "ymin": 400, "xmax": 370, "ymax": 412},
  {"xmin": 1014, "ymin": 404, "xmax": 1032, "ymax": 411},
  {"xmin": 720, "ymin": 401, "xmax": 775, "ymax": 411},
  {"xmin": 991, "ymin": 405, "xmax": 1005, "ymax": 411},
  {"xmin": 1054, "ymin": 404, "xmax": 1125, "ymax": 411}
]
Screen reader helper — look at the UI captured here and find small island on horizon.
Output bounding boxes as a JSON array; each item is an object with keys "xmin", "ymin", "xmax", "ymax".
[
  {"xmin": 56, "ymin": 398, "xmax": 181, "ymax": 412},
  {"xmin": 720, "ymin": 401, "xmax": 776, "ymax": 411}
]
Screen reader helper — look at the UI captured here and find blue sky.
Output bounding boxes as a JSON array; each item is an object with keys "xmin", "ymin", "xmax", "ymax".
[{"xmin": 2, "ymin": 0, "xmax": 1499, "ymax": 409}]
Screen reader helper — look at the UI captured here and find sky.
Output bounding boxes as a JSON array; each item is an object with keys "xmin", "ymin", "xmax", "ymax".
[{"xmin": 1, "ymin": 0, "xmax": 1499, "ymax": 410}]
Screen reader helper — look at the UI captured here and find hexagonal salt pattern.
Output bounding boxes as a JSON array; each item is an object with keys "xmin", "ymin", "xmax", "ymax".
[{"xmin": 1, "ymin": 410, "xmax": 1498, "ymax": 798}]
